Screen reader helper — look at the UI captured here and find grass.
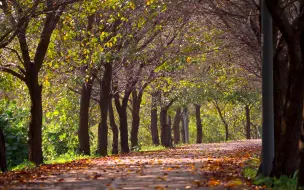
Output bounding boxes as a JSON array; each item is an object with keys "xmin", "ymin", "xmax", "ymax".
[
  {"xmin": 242, "ymin": 155, "xmax": 260, "ymax": 179},
  {"xmin": 138, "ymin": 145, "xmax": 166, "ymax": 152},
  {"xmin": 44, "ymin": 153, "xmax": 92, "ymax": 165}
]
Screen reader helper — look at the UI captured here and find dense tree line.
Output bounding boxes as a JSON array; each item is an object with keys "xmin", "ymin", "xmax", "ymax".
[{"xmin": 1, "ymin": 0, "xmax": 302, "ymax": 187}]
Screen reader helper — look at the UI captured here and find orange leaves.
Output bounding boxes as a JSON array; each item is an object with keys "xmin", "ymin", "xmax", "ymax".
[
  {"xmin": 0, "ymin": 141, "xmax": 262, "ymax": 189},
  {"xmin": 208, "ymin": 178, "xmax": 221, "ymax": 187}
]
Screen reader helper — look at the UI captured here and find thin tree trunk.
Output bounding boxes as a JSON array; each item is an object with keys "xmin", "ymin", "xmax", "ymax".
[
  {"xmin": 213, "ymin": 101, "xmax": 229, "ymax": 141},
  {"xmin": 173, "ymin": 107, "xmax": 181, "ymax": 144},
  {"xmin": 0, "ymin": 128, "xmax": 7, "ymax": 172},
  {"xmin": 26, "ymin": 75, "xmax": 43, "ymax": 166},
  {"xmin": 78, "ymin": 79, "xmax": 93, "ymax": 155},
  {"xmin": 245, "ymin": 105, "xmax": 251, "ymax": 139},
  {"xmin": 182, "ymin": 107, "xmax": 189, "ymax": 143},
  {"xmin": 109, "ymin": 100, "xmax": 118, "ymax": 155},
  {"xmin": 98, "ymin": 62, "xmax": 112, "ymax": 156},
  {"xmin": 168, "ymin": 115, "xmax": 172, "ymax": 147},
  {"xmin": 160, "ymin": 109, "xmax": 170, "ymax": 147},
  {"xmin": 131, "ymin": 90, "xmax": 143, "ymax": 149},
  {"xmin": 194, "ymin": 104, "xmax": 203, "ymax": 143},
  {"xmin": 181, "ymin": 118, "xmax": 186, "ymax": 144},
  {"xmin": 150, "ymin": 92, "xmax": 160, "ymax": 145},
  {"xmin": 114, "ymin": 93, "xmax": 130, "ymax": 153}
]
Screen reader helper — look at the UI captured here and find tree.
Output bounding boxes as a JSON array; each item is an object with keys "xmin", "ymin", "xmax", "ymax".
[
  {"xmin": 265, "ymin": 0, "xmax": 304, "ymax": 179},
  {"xmin": 0, "ymin": 0, "xmax": 77, "ymax": 165},
  {"xmin": 173, "ymin": 107, "xmax": 181, "ymax": 144},
  {"xmin": 194, "ymin": 104, "xmax": 203, "ymax": 143}
]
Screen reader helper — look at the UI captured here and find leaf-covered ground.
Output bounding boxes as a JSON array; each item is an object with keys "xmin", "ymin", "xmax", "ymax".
[{"xmin": 0, "ymin": 140, "xmax": 263, "ymax": 190}]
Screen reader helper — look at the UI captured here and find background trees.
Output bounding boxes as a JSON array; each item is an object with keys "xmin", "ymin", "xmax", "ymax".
[{"xmin": 0, "ymin": 0, "xmax": 286, "ymax": 183}]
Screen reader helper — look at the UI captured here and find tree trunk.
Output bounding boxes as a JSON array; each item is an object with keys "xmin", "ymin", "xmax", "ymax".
[
  {"xmin": 109, "ymin": 100, "xmax": 118, "ymax": 155},
  {"xmin": 0, "ymin": 128, "xmax": 7, "ymax": 172},
  {"xmin": 167, "ymin": 115, "xmax": 172, "ymax": 147},
  {"xmin": 272, "ymin": 40, "xmax": 304, "ymax": 177},
  {"xmin": 150, "ymin": 92, "xmax": 160, "ymax": 145},
  {"xmin": 160, "ymin": 109, "xmax": 170, "ymax": 147},
  {"xmin": 213, "ymin": 101, "xmax": 229, "ymax": 141},
  {"xmin": 97, "ymin": 62, "xmax": 112, "ymax": 156},
  {"xmin": 26, "ymin": 74, "xmax": 43, "ymax": 166},
  {"xmin": 173, "ymin": 107, "xmax": 181, "ymax": 144},
  {"xmin": 245, "ymin": 105, "xmax": 251, "ymax": 140},
  {"xmin": 131, "ymin": 90, "xmax": 143, "ymax": 149},
  {"xmin": 114, "ymin": 94, "xmax": 130, "ymax": 153},
  {"xmin": 194, "ymin": 104, "xmax": 203, "ymax": 143},
  {"xmin": 182, "ymin": 107, "xmax": 189, "ymax": 143},
  {"xmin": 181, "ymin": 118, "xmax": 186, "ymax": 144},
  {"xmin": 78, "ymin": 79, "xmax": 94, "ymax": 155}
]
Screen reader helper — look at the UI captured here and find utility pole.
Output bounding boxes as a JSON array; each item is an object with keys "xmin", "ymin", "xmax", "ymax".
[{"xmin": 261, "ymin": 0, "xmax": 274, "ymax": 176}]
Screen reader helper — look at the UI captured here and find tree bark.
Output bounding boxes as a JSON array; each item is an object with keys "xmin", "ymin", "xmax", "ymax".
[
  {"xmin": 26, "ymin": 73, "xmax": 43, "ymax": 166},
  {"xmin": 272, "ymin": 39, "xmax": 304, "ymax": 176},
  {"xmin": 182, "ymin": 107, "xmax": 189, "ymax": 143},
  {"xmin": 194, "ymin": 104, "xmax": 203, "ymax": 143},
  {"xmin": 78, "ymin": 78, "xmax": 94, "ymax": 155},
  {"xmin": 181, "ymin": 117, "xmax": 186, "ymax": 144},
  {"xmin": 109, "ymin": 100, "xmax": 118, "ymax": 155},
  {"xmin": 0, "ymin": 128, "xmax": 7, "ymax": 172},
  {"xmin": 160, "ymin": 109, "xmax": 171, "ymax": 147},
  {"xmin": 167, "ymin": 115, "xmax": 172, "ymax": 147},
  {"xmin": 265, "ymin": 0, "xmax": 304, "ymax": 177},
  {"xmin": 97, "ymin": 62, "xmax": 112, "ymax": 156},
  {"xmin": 213, "ymin": 101, "xmax": 229, "ymax": 141},
  {"xmin": 131, "ymin": 90, "xmax": 143, "ymax": 149},
  {"xmin": 173, "ymin": 107, "xmax": 181, "ymax": 144},
  {"xmin": 150, "ymin": 92, "xmax": 160, "ymax": 145},
  {"xmin": 245, "ymin": 105, "xmax": 251, "ymax": 140},
  {"xmin": 114, "ymin": 91, "xmax": 130, "ymax": 153}
]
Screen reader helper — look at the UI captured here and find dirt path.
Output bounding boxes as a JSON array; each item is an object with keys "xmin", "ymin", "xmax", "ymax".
[{"xmin": 0, "ymin": 140, "xmax": 261, "ymax": 190}]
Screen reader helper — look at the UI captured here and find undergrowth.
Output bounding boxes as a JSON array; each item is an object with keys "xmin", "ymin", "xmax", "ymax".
[{"xmin": 242, "ymin": 156, "xmax": 302, "ymax": 190}]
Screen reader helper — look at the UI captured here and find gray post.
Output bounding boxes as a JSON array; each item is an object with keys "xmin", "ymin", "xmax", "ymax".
[{"xmin": 261, "ymin": 0, "xmax": 274, "ymax": 176}]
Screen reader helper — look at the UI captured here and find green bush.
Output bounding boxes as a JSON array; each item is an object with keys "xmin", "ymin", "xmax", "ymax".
[{"xmin": 0, "ymin": 100, "xmax": 29, "ymax": 169}]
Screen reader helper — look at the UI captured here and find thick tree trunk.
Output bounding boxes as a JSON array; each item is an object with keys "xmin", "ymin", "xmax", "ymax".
[
  {"xmin": 272, "ymin": 40, "xmax": 304, "ymax": 176},
  {"xmin": 299, "ymin": 133, "xmax": 304, "ymax": 187},
  {"xmin": 194, "ymin": 104, "xmax": 203, "ymax": 143},
  {"xmin": 150, "ymin": 92, "xmax": 160, "ymax": 145},
  {"xmin": 213, "ymin": 101, "xmax": 229, "ymax": 141},
  {"xmin": 245, "ymin": 105, "xmax": 251, "ymax": 140},
  {"xmin": 0, "ymin": 128, "xmax": 7, "ymax": 172},
  {"xmin": 131, "ymin": 90, "xmax": 143, "ymax": 149},
  {"xmin": 109, "ymin": 100, "xmax": 118, "ymax": 155},
  {"xmin": 78, "ymin": 79, "xmax": 93, "ymax": 155},
  {"xmin": 173, "ymin": 107, "xmax": 181, "ymax": 144},
  {"xmin": 98, "ymin": 63, "xmax": 112, "ymax": 156},
  {"xmin": 26, "ymin": 74, "xmax": 43, "ymax": 166}
]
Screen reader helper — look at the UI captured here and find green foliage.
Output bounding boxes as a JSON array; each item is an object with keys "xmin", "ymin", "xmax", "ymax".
[
  {"xmin": 254, "ymin": 172, "xmax": 299, "ymax": 190},
  {"xmin": 11, "ymin": 161, "xmax": 35, "ymax": 171},
  {"xmin": 43, "ymin": 90, "xmax": 79, "ymax": 160},
  {"xmin": 0, "ymin": 100, "xmax": 29, "ymax": 170}
]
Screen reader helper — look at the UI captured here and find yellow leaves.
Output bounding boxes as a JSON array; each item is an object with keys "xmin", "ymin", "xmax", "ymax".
[
  {"xmin": 226, "ymin": 178, "xmax": 243, "ymax": 188},
  {"xmin": 129, "ymin": 1, "xmax": 136, "ymax": 10},
  {"xmin": 146, "ymin": 0, "xmax": 156, "ymax": 6},
  {"xmin": 186, "ymin": 57, "xmax": 191, "ymax": 63}
]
